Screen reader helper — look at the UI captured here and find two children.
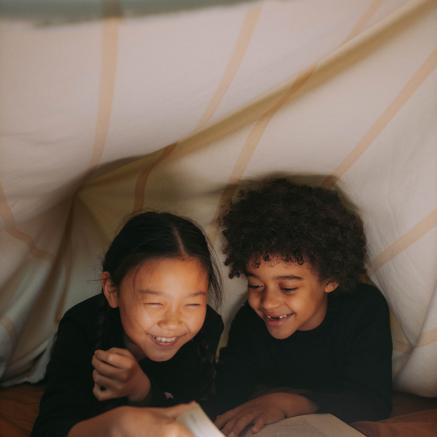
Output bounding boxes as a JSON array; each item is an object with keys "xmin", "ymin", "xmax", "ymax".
[
  {"xmin": 213, "ymin": 177, "xmax": 392, "ymax": 436},
  {"xmin": 32, "ymin": 212, "xmax": 223, "ymax": 437},
  {"xmin": 32, "ymin": 176, "xmax": 392, "ymax": 437}
]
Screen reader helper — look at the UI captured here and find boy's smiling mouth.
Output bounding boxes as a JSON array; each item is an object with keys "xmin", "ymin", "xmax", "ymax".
[{"xmin": 263, "ymin": 312, "xmax": 294, "ymax": 324}]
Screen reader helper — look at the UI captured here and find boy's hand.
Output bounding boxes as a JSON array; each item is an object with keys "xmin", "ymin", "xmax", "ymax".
[
  {"xmin": 92, "ymin": 347, "xmax": 151, "ymax": 402},
  {"xmin": 215, "ymin": 392, "xmax": 316, "ymax": 436}
]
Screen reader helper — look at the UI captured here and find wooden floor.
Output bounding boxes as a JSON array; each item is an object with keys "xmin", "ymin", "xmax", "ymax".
[{"xmin": 0, "ymin": 384, "xmax": 43, "ymax": 437}]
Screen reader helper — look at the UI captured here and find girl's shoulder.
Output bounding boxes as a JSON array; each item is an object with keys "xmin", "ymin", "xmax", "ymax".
[
  {"xmin": 202, "ymin": 305, "xmax": 224, "ymax": 339},
  {"xmin": 61, "ymin": 293, "xmax": 104, "ymax": 323}
]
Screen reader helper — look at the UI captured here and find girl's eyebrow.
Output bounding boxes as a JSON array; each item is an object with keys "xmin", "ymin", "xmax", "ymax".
[
  {"xmin": 137, "ymin": 289, "xmax": 207, "ymax": 297},
  {"xmin": 137, "ymin": 289, "xmax": 162, "ymax": 295},
  {"xmin": 189, "ymin": 291, "xmax": 208, "ymax": 297}
]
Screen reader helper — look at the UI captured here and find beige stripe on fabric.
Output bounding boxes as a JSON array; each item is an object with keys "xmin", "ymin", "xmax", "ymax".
[
  {"xmin": 89, "ymin": 0, "xmax": 121, "ymax": 168},
  {"xmin": 418, "ymin": 327, "xmax": 437, "ymax": 347},
  {"xmin": 132, "ymin": 6, "xmax": 261, "ymax": 210},
  {"xmin": 0, "ymin": 316, "xmax": 17, "ymax": 348},
  {"xmin": 371, "ymin": 209, "xmax": 437, "ymax": 269},
  {"xmin": 390, "ymin": 311, "xmax": 412, "ymax": 353},
  {"xmin": 0, "ymin": 183, "xmax": 51, "ymax": 259},
  {"xmin": 346, "ymin": 0, "xmax": 382, "ymax": 40},
  {"xmin": 327, "ymin": 48, "xmax": 437, "ymax": 183},
  {"xmin": 132, "ymin": 144, "xmax": 177, "ymax": 213},
  {"xmin": 195, "ymin": 5, "xmax": 262, "ymax": 131}
]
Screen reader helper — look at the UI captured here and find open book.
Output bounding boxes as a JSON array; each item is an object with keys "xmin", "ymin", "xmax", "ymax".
[{"xmin": 176, "ymin": 404, "xmax": 365, "ymax": 437}]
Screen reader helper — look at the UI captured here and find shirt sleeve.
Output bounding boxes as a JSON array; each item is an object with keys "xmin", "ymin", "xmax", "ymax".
[
  {"xmin": 31, "ymin": 312, "xmax": 122, "ymax": 437},
  {"xmin": 306, "ymin": 288, "xmax": 393, "ymax": 422}
]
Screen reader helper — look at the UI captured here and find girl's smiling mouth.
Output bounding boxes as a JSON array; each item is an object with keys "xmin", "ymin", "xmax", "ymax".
[{"xmin": 150, "ymin": 334, "xmax": 182, "ymax": 347}]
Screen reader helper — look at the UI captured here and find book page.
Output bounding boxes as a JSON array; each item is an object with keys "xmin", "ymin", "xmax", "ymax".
[
  {"xmin": 242, "ymin": 414, "xmax": 365, "ymax": 437},
  {"xmin": 176, "ymin": 403, "xmax": 225, "ymax": 437}
]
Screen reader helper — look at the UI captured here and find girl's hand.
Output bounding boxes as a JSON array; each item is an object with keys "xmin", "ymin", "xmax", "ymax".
[
  {"xmin": 92, "ymin": 347, "xmax": 151, "ymax": 402},
  {"xmin": 68, "ymin": 403, "xmax": 196, "ymax": 437},
  {"xmin": 215, "ymin": 392, "xmax": 316, "ymax": 436},
  {"xmin": 115, "ymin": 404, "xmax": 196, "ymax": 437}
]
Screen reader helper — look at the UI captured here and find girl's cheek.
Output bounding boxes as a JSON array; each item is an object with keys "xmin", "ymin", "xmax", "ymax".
[{"xmin": 138, "ymin": 307, "xmax": 161, "ymax": 323}]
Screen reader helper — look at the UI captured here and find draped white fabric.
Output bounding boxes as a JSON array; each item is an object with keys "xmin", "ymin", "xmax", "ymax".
[{"xmin": 1, "ymin": 0, "xmax": 436, "ymax": 396}]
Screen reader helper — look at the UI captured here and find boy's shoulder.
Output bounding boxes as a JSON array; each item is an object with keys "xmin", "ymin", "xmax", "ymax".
[
  {"xmin": 336, "ymin": 282, "xmax": 388, "ymax": 309},
  {"xmin": 330, "ymin": 282, "xmax": 390, "ymax": 329}
]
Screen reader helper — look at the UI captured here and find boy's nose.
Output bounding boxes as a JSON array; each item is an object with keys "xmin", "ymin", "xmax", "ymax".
[{"xmin": 260, "ymin": 289, "xmax": 281, "ymax": 310}]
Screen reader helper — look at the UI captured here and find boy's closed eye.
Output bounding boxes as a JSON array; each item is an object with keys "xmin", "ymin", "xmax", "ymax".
[
  {"xmin": 248, "ymin": 283, "xmax": 263, "ymax": 290},
  {"xmin": 281, "ymin": 287, "xmax": 298, "ymax": 294}
]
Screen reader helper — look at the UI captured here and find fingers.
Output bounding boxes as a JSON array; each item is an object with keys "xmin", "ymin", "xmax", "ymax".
[
  {"xmin": 93, "ymin": 382, "xmax": 116, "ymax": 401},
  {"xmin": 93, "ymin": 369, "xmax": 122, "ymax": 390},
  {"xmin": 221, "ymin": 412, "xmax": 258, "ymax": 437},
  {"xmin": 251, "ymin": 415, "xmax": 266, "ymax": 434},
  {"xmin": 92, "ymin": 354, "xmax": 124, "ymax": 379},
  {"xmin": 215, "ymin": 406, "xmax": 240, "ymax": 429},
  {"xmin": 94, "ymin": 349, "xmax": 134, "ymax": 369}
]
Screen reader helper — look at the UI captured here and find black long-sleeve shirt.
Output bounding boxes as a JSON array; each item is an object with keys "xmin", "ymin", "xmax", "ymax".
[
  {"xmin": 211, "ymin": 283, "xmax": 392, "ymax": 423},
  {"xmin": 31, "ymin": 294, "xmax": 223, "ymax": 437}
]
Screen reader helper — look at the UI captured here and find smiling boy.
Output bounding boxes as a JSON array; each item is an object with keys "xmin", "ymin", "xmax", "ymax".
[{"xmin": 212, "ymin": 177, "xmax": 392, "ymax": 437}]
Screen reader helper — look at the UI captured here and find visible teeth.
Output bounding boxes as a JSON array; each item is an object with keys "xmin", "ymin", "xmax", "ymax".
[
  {"xmin": 153, "ymin": 336, "xmax": 177, "ymax": 343},
  {"xmin": 267, "ymin": 314, "xmax": 289, "ymax": 320}
]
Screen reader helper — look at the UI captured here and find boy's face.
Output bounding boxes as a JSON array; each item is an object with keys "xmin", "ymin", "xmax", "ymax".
[
  {"xmin": 246, "ymin": 257, "xmax": 338, "ymax": 339},
  {"xmin": 103, "ymin": 257, "xmax": 208, "ymax": 361}
]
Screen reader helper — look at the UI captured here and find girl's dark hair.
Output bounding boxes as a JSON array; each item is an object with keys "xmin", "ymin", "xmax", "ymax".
[
  {"xmin": 102, "ymin": 211, "xmax": 222, "ymax": 305},
  {"xmin": 220, "ymin": 177, "xmax": 367, "ymax": 291}
]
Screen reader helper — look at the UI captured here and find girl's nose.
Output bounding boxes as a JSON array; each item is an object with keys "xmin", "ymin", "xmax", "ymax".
[
  {"xmin": 260, "ymin": 289, "xmax": 281, "ymax": 310},
  {"xmin": 158, "ymin": 310, "xmax": 183, "ymax": 330}
]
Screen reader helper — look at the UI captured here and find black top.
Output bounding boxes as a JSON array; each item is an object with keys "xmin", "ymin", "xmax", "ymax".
[
  {"xmin": 210, "ymin": 283, "xmax": 392, "ymax": 423},
  {"xmin": 31, "ymin": 294, "xmax": 223, "ymax": 437}
]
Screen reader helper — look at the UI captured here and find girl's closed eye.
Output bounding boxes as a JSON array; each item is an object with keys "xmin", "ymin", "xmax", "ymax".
[{"xmin": 144, "ymin": 302, "xmax": 164, "ymax": 307}]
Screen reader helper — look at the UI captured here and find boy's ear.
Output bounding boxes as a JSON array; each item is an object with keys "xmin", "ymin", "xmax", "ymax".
[
  {"xmin": 102, "ymin": 271, "xmax": 119, "ymax": 308},
  {"xmin": 324, "ymin": 280, "xmax": 339, "ymax": 294}
]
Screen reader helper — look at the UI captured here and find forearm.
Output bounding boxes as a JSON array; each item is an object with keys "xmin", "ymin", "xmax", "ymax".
[
  {"xmin": 67, "ymin": 406, "xmax": 128, "ymax": 437},
  {"xmin": 260, "ymin": 392, "xmax": 317, "ymax": 418}
]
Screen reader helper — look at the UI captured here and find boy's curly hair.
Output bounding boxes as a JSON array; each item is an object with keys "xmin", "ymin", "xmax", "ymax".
[{"xmin": 220, "ymin": 177, "xmax": 367, "ymax": 291}]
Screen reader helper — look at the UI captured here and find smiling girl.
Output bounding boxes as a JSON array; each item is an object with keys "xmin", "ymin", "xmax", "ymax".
[
  {"xmin": 31, "ymin": 212, "xmax": 223, "ymax": 437},
  {"xmin": 211, "ymin": 177, "xmax": 392, "ymax": 437}
]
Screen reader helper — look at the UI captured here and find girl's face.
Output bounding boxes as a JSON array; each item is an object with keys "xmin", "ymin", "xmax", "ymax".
[
  {"xmin": 103, "ymin": 257, "xmax": 208, "ymax": 362},
  {"xmin": 246, "ymin": 256, "xmax": 338, "ymax": 339}
]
